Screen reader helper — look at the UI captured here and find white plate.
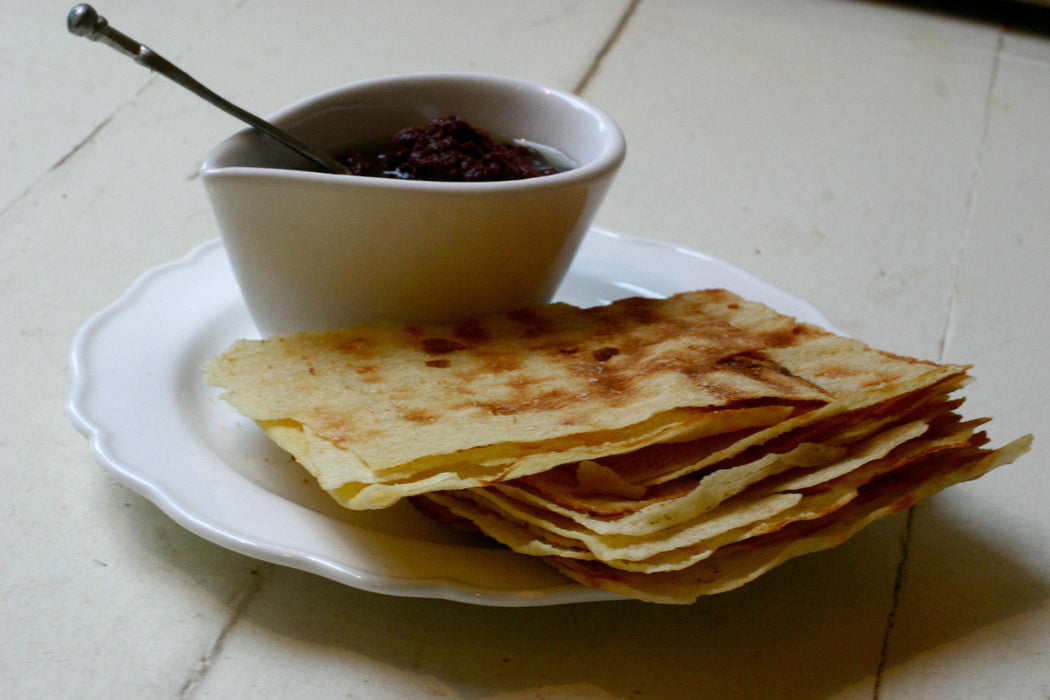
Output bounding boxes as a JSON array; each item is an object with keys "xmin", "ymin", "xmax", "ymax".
[{"xmin": 68, "ymin": 228, "xmax": 838, "ymax": 606}]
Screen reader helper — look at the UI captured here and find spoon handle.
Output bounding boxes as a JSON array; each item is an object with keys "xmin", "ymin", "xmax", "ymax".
[{"xmin": 67, "ymin": 4, "xmax": 350, "ymax": 175}]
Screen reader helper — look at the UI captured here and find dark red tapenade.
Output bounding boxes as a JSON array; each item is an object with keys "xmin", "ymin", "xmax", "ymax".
[{"xmin": 338, "ymin": 114, "xmax": 568, "ymax": 182}]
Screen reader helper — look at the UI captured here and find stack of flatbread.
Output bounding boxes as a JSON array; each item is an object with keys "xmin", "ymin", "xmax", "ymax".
[{"xmin": 203, "ymin": 289, "xmax": 1031, "ymax": 603}]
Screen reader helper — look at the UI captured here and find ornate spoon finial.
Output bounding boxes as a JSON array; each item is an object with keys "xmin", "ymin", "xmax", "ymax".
[{"xmin": 67, "ymin": 5, "xmax": 350, "ymax": 175}]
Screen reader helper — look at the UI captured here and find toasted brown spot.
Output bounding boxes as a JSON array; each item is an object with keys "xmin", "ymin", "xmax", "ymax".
[
  {"xmin": 718, "ymin": 354, "xmax": 769, "ymax": 378},
  {"xmin": 401, "ymin": 410, "xmax": 438, "ymax": 423},
  {"xmin": 592, "ymin": 372, "xmax": 630, "ymax": 398},
  {"xmin": 425, "ymin": 359, "xmax": 451, "ymax": 368},
  {"xmin": 593, "ymin": 346, "xmax": 620, "ymax": 362},
  {"xmin": 473, "ymin": 387, "xmax": 576, "ymax": 416},
  {"xmin": 353, "ymin": 365, "xmax": 383, "ymax": 383},
  {"xmin": 452, "ymin": 318, "xmax": 490, "ymax": 344},
  {"xmin": 480, "ymin": 354, "xmax": 523, "ymax": 373},
  {"xmin": 507, "ymin": 308, "xmax": 551, "ymax": 337},
  {"xmin": 336, "ymin": 337, "xmax": 376, "ymax": 357},
  {"xmin": 422, "ymin": 337, "xmax": 467, "ymax": 355},
  {"xmin": 508, "ymin": 375, "xmax": 539, "ymax": 390}
]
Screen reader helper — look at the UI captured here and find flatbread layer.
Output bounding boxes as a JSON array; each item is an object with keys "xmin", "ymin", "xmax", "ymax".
[
  {"xmin": 450, "ymin": 414, "xmax": 984, "ymax": 570},
  {"xmin": 204, "ymin": 292, "xmax": 830, "ymax": 508},
  {"xmin": 542, "ymin": 435, "xmax": 1032, "ymax": 603},
  {"xmin": 495, "ymin": 385, "xmax": 967, "ymax": 535}
]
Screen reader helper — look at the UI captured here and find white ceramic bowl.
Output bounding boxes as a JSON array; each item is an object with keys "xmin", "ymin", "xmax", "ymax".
[{"xmin": 200, "ymin": 72, "xmax": 625, "ymax": 336}]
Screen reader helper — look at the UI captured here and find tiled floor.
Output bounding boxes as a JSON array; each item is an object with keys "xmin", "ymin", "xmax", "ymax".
[{"xmin": 4, "ymin": 1, "xmax": 1047, "ymax": 697}]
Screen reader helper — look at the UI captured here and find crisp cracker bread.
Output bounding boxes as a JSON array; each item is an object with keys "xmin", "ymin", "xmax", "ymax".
[
  {"xmin": 204, "ymin": 288, "xmax": 1031, "ymax": 602},
  {"xmin": 205, "ymin": 293, "xmax": 829, "ymax": 508},
  {"xmin": 543, "ymin": 435, "xmax": 1032, "ymax": 603},
  {"xmin": 425, "ymin": 413, "xmax": 980, "ymax": 570}
]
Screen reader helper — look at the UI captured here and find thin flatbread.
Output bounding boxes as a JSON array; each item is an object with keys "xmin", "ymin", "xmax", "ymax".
[
  {"xmin": 425, "ymin": 413, "xmax": 982, "ymax": 571},
  {"xmin": 543, "ymin": 435, "xmax": 1032, "ymax": 603},
  {"xmin": 205, "ymin": 292, "xmax": 830, "ymax": 508}
]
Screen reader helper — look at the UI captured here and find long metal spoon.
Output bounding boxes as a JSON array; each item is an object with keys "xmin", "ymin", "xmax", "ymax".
[{"xmin": 67, "ymin": 4, "xmax": 351, "ymax": 175}]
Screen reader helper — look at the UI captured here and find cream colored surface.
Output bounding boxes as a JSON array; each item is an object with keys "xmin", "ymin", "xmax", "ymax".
[{"xmin": 4, "ymin": 0, "xmax": 1049, "ymax": 697}]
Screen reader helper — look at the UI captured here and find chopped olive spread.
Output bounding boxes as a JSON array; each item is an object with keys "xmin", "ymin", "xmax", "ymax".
[{"xmin": 338, "ymin": 114, "xmax": 566, "ymax": 182}]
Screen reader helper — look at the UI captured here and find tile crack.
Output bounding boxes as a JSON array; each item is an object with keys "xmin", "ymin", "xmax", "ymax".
[
  {"xmin": 175, "ymin": 565, "xmax": 271, "ymax": 699},
  {"xmin": 938, "ymin": 30, "xmax": 1004, "ymax": 363},
  {"xmin": 872, "ymin": 508, "xmax": 915, "ymax": 699},
  {"xmin": 574, "ymin": 0, "xmax": 641, "ymax": 94}
]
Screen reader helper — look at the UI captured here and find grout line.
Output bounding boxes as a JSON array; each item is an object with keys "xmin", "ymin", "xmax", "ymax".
[
  {"xmin": 49, "ymin": 74, "xmax": 159, "ymax": 174},
  {"xmin": 937, "ymin": 30, "xmax": 1005, "ymax": 364},
  {"xmin": 872, "ymin": 508, "xmax": 915, "ymax": 699},
  {"xmin": 6, "ymin": 0, "xmax": 244, "ymax": 220},
  {"xmin": 574, "ymin": 0, "xmax": 642, "ymax": 94},
  {"xmin": 0, "ymin": 110, "xmax": 111, "ymax": 220},
  {"xmin": 0, "ymin": 72, "xmax": 160, "ymax": 221},
  {"xmin": 175, "ymin": 564, "xmax": 272, "ymax": 699},
  {"xmin": 49, "ymin": 115, "xmax": 115, "ymax": 174},
  {"xmin": 882, "ymin": 33, "xmax": 1006, "ymax": 695}
]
